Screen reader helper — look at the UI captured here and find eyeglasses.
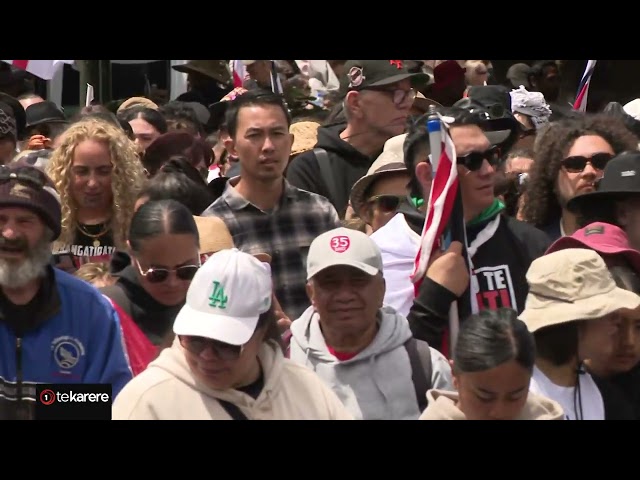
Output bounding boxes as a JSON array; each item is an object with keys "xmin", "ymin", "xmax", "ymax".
[
  {"xmin": 364, "ymin": 87, "xmax": 417, "ymax": 107},
  {"xmin": 179, "ymin": 335, "xmax": 244, "ymax": 361},
  {"xmin": 561, "ymin": 152, "xmax": 613, "ymax": 173},
  {"xmin": 367, "ymin": 194, "xmax": 407, "ymax": 213},
  {"xmin": 0, "ymin": 165, "xmax": 48, "ymax": 189},
  {"xmin": 457, "ymin": 146, "xmax": 501, "ymax": 172},
  {"xmin": 135, "ymin": 258, "xmax": 200, "ymax": 283}
]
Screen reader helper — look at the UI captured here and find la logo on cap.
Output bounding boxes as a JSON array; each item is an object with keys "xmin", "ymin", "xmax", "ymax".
[
  {"xmin": 330, "ymin": 235, "xmax": 350, "ymax": 253},
  {"xmin": 209, "ymin": 280, "xmax": 228, "ymax": 309}
]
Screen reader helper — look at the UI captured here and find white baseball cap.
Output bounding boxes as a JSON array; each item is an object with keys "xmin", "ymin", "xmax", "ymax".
[
  {"xmin": 306, "ymin": 227, "xmax": 383, "ymax": 280},
  {"xmin": 173, "ymin": 248, "xmax": 273, "ymax": 346}
]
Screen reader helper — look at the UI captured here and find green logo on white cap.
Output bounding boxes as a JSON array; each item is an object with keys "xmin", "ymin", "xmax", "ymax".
[{"xmin": 209, "ymin": 281, "xmax": 228, "ymax": 309}]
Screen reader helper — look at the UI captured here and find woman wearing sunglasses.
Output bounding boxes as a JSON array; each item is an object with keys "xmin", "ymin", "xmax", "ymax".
[
  {"xmin": 101, "ymin": 199, "xmax": 201, "ymax": 376},
  {"xmin": 112, "ymin": 248, "xmax": 353, "ymax": 420}
]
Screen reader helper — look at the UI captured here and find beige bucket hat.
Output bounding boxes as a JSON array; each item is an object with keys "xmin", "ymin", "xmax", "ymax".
[
  {"xmin": 349, "ymin": 133, "xmax": 408, "ymax": 216},
  {"xmin": 519, "ymin": 248, "xmax": 640, "ymax": 333},
  {"xmin": 193, "ymin": 215, "xmax": 234, "ymax": 259},
  {"xmin": 290, "ymin": 120, "xmax": 320, "ymax": 157}
]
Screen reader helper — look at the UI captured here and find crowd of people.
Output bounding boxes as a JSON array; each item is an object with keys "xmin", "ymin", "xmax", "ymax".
[{"xmin": 1, "ymin": 59, "xmax": 639, "ymax": 420}]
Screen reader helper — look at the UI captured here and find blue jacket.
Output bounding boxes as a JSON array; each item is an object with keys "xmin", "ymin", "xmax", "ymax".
[{"xmin": 0, "ymin": 267, "xmax": 133, "ymax": 419}]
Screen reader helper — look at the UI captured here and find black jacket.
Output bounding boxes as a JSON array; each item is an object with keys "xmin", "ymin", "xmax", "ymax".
[
  {"xmin": 100, "ymin": 266, "xmax": 181, "ymax": 346},
  {"xmin": 401, "ymin": 203, "xmax": 552, "ymax": 352},
  {"xmin": 285, "ymin": 123, "xmax": 379, "ymax": 218},
  {"xmin": 603, "ymin": 365, "xmax": 640, "ymax": 420},
  {"xmin": 592, "ymin": 374, "xmax": 636, "ymax": 420}
]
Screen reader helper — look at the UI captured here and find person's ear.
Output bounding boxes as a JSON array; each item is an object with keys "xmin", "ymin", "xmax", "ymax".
[
  {"xmin": 224, "ymin": 136, "xmax": 237, "ymax": 158},
  {"xmin": 344, "ymin": 91, "xmax": 364, "ymax": 120}
]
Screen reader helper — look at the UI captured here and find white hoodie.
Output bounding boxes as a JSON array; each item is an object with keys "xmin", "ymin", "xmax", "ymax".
[
  {"xmin": 289, "ymin": 306, "xmax": 453, "ymax": 420},
  {"xmin": 112, "ymin": 339, "xmax": 353, "ymax": 420}
]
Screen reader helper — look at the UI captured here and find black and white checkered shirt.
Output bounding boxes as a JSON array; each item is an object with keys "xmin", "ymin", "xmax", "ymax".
[{"xmin": 202, "ymin": 179, "xmax": 340, "ymax": 320}]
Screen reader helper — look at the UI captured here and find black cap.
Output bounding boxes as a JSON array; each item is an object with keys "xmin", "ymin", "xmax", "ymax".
[
  {"xmin": 454, "ymin": 85, "xmax": 520, "ymax": 148},
  {"xmin": 25, "ymin": 101, "xmax": 67, "ymax": 128},
  {"xmin": 0, "ymin": 92, "xmax": 26, "ymax": 140},
  {"xmin": 341, "ymin": 60, "xmax": 429, "ymax": 92}
]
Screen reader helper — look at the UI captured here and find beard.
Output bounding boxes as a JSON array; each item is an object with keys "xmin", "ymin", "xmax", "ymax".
[{"xmin": 0, "ymin": 232, "xmax": 52, "ymax": 289}]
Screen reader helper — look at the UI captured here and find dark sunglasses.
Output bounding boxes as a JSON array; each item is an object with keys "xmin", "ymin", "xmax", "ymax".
[
  {"xmin": 0, "ymin": 165, "xmax": 48, "ymax": 189},
  {"xmin": 135, "ymin": 258, "xmax": 200, "ymax": 283},
  {"xmin": 457, "ymin": 146, "xmax": 501, "ymax": 172},
  {"xmin": 367, "ymin": 194, "xmax": 407, "ymax": 213},
  {"xmin": 179, "ymin": 335, "xmax": 244, "ymax": 361},
  {"xmin": 561, "ymin": 152, "xmax": 613, "ymax": 173}
]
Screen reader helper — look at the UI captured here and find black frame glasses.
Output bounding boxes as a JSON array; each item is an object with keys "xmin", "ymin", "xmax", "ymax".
[
  {"xmin": 179, "ymin": 335, "xmax": 244, "ymax": 361},
  {"xmin": 135, "ymin": 258, "xmax": 200, "ymax": 283},
  {"xmin": 561, "ymin": 152, "xmax": 613, "ymax": 173},
  {"xmin": 363, "ymin": 87, "xmax": 417, "ymax": 106},
  {"xmin": 457, "ymin": 146, "xmax": 501, "ymax": 172}
]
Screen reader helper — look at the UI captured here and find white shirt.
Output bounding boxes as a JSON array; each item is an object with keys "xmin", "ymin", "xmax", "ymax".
[
  {"xmin": 370, "ymin": 213, "xmax": 421, "ymax": 317},
  {"xmin": 529, "ymin": 365, "xmax": 604, "ymax": 420}
]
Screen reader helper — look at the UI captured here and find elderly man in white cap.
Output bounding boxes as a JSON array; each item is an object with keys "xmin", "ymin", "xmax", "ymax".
[
  {"xmin": 519, "ymin": 248, "xmax": 638, "ymax": 420},
  {"xmin": 113, "ymin": 248, "xmax": 352, "ymax": 420},
  {"xmin": 289, "ymin": 227, "xmax": 452, "ymax": 420}
]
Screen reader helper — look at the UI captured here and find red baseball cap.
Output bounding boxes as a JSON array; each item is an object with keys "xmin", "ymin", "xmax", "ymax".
[{"xmin": 545, "ymin": 222, "xmax": 640, "ymax": 273}]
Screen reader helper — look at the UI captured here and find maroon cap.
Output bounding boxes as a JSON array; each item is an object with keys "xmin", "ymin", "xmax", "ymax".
[{"xmin": 546, "ymin": 222, "xmax": 640, "ymax": 273}]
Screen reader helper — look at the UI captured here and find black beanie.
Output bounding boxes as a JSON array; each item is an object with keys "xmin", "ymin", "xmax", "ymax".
[{"xmin": 0, "ymin": 165, "xmax": 61, "ymax": 240}]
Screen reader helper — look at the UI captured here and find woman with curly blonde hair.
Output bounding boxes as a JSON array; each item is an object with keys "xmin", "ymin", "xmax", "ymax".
[
  {"xmin": 521, "ymin": 114, "xmax": 638, "ymax": 240},
  {"xmin": 47, "ymin": 117, "xmax": 146, "ymax": 271}
]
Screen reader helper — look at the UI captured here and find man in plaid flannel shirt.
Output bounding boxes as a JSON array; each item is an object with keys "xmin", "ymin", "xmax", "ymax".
[{"xmin": 203, "ymin": 90, "xmax": 340, "ymax": 321}]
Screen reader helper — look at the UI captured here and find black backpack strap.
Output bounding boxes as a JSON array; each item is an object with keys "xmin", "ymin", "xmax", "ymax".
[
  {"xmin": 217, "ymin": 399, "xmax": 249, "ymax": 420},
  {"xmin": 313, "ymin": 147, "xmax": 339, "ymax": 205},
  {"xmin": 404, "ymin": 337, "xmax": 433, "ymax": 413}
]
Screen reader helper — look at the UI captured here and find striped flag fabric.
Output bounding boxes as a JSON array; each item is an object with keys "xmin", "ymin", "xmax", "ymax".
[
  {"xmin": 230, "ymin": 60, "xmax": 247, "ymax": 88},
  {"xmin": 2, "ymin": 60, "xmax": 74, "ymax": 80},
  {"xmin": 573, "ymin": 60, "xmax": 597, "ymax": 112},
  {"xmin": 411, "ymin": 117, "xmax": 469, "ymax": 357},
  {"xmin": 411, "ymin": 119, "xmax": 461, "ymax": 283}
]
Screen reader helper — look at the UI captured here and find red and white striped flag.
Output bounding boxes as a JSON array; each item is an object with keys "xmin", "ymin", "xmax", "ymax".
[
  {"xmin": 2, "ymin": 60, "xmax": 74, "ymax": 80},
  {"xmin": 573, "ymin": 60, "xmax": 597, "ymax": 112},
  {"xmin": 231, "ymin": 60, "xmax": 248, "ymax": 88},
  {"xmin": 411, "ymin": 119, "xmax": 460, "ymax": 283}
]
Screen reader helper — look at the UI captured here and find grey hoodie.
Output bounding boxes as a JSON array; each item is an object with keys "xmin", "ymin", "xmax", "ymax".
[{"xmin": 289, "ymin": 306, "xmax": 453, "ymax": 420}]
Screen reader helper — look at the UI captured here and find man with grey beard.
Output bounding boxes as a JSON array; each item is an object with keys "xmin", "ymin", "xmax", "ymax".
[{"xmin": 0, "ymin": 165, "xmax": 132, "ymax": 420}]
